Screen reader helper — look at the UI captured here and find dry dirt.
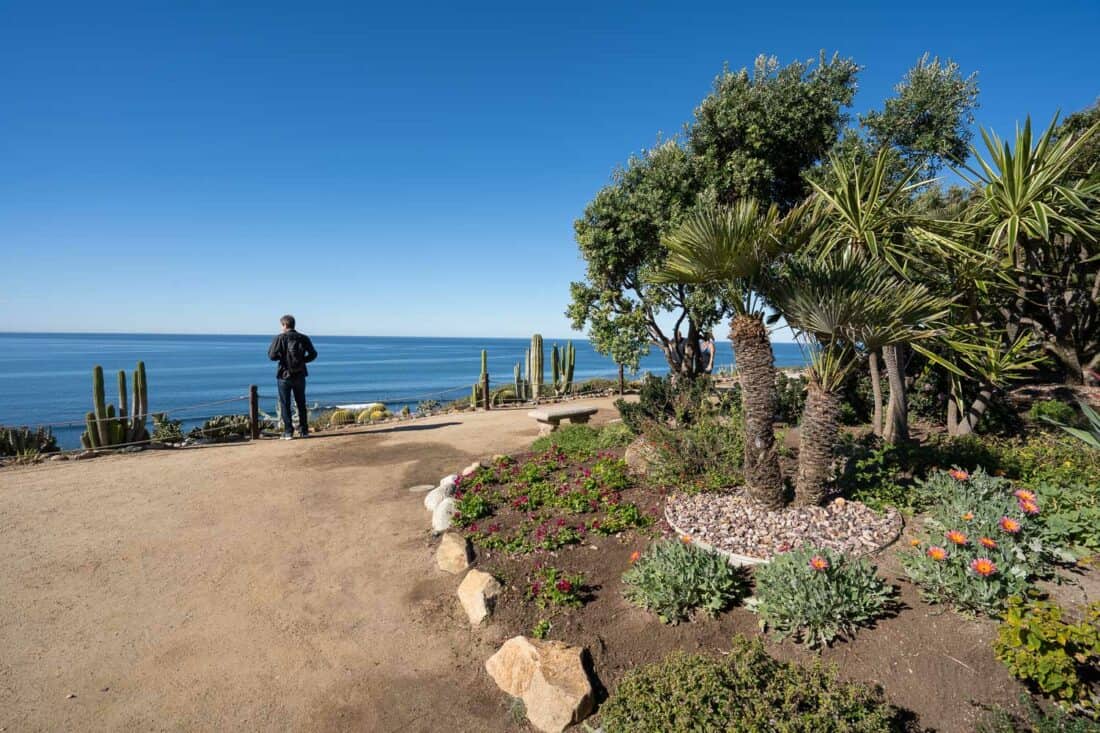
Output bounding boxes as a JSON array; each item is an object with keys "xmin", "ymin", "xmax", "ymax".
[{"xmin": 0, "ymin": 398, "xmax": 623, "ymax": 732}]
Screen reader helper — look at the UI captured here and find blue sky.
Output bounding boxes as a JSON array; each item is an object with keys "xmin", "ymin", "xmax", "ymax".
[{"xmin": 2, "ymin": 1, "xmax": 1097, "ymax": 339}]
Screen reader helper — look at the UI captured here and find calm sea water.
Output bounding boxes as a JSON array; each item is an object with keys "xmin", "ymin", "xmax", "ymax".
[{"xmin": 0, "ymin": 333, "xmax": 810, "ymax": 448}]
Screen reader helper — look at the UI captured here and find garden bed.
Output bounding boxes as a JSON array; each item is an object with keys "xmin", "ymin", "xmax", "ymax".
[{"xmin": 444, "ymin": 438, "xmax": 1098, "ymax": 732}]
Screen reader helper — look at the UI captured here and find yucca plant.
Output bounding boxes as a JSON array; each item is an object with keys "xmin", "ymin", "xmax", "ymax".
[
  {"xmin": 651, "ymin": 198, "xmax": 815, "ymax": 508},
  {"xmin": 1044, "ymin": 399, "xmax": 1100, "ymax": 449}
]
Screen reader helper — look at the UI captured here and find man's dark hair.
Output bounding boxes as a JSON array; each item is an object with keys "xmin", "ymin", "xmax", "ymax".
[{"xmin": 280, "ymin": 314, "xmax": 296, "ymax": 329}]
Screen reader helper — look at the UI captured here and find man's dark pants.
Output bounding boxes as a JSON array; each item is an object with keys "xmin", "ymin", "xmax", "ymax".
[{"xmin": 277, "ymin": 374, "xmax": 309, "ymax": 436}]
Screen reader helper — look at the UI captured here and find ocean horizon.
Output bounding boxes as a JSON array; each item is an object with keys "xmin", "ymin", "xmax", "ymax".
[{"xmin": 0, "ymin": 332, "xmax": 811, "ymax": 448}]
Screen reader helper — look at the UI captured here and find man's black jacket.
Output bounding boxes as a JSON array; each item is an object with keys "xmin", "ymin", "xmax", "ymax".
[{"xmin": 268, "ymin": 330, "xmax": 318, "ymax": 379}]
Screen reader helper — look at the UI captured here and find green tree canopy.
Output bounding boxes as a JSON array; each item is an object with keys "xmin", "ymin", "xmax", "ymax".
[{"xmin": 688, "ymin": 53, "xmax": 859, "ymax": 208}]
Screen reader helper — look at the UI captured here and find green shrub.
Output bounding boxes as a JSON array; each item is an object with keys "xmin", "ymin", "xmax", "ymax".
[
  {"xmin": 775, "ymin": 371, "xmax": 807, "ymax": 424},
  {"xmin": 190, "ymin": 414, "xmax": 250, "ymax": 440},
  {"xmin": 994, "ymin": 598, "xmax": 1099, "ymax": 718},
  {"xmin": 0, "ymin": 425, "xmax": 59, "ymax": 457},
  {"xmin": 647, "ymin": 414, "xmax": 744, "ymax": 490},
  {"xmin": 899, "ymin": 468, "xmax": 1051, "ymax": 615},
  {"xmin": 1029, "ymin": 400, "xmax": 1082, "ymax": 427},
  {"xmin": 599, "ymin": 636, "xmax": 902, "ymax": 733},
  {"xmin": 622, "ymin": 539, "xmax": 748, "ymax": 624},
  {"xmin": 748, "ymin": 546, "xmax": 895, "ymax": 647},
  {"xmin": 1032, "ymin": 481, "xmax": 1100, "ymax": 562},
  {"xmin": 150, "ymin": 413, "xmax": 183, "ymax": 443},
  {"xmin": 998, "ymin": 436, "xmax": 1100, "ymax": 489},
  {"xmin": 328, "ymin": 409, "xmax": 354, "ymax": 426},
  {"xmin": 595, "ymin": 422, "xmax": 634, "ymax": 450},
  {"xmin": 615, "ymin": 374, "xmax": 715, "ymax": 435},
  {"xmin": 530, "ymin": 424, "xmax": 601, "ymax": 459}
]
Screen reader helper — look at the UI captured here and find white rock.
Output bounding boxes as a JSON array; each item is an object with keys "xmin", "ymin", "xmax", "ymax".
[
  {"xmin": 460, "ymin": 461, "xmax": 482, "ymax": 477},
  {"xmin": 424, "ymin": 485, "xmax": 447, "ymax": 511},
  {"xmin": 440, "ymin": 474, "xmax": 458, "ymax": 491},
  {"xmin": 432, "ymin": 497, "xmax": 456, "ymax": 533},
  {"xmin": 408, "ymin": 484, "xmax": 435, "ymax": 493},
  {"xmin": 457, "ymin": 569, "xmax": 501, "ymax": 624},
  {"xmin": 436, "ymin": 533, "xmax": 472, "ymax": 574}
]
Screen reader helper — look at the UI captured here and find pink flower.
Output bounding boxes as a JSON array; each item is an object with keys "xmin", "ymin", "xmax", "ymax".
[
  {"xmin": 555, "ymin": 579, "xmax": 573, "ymax": 593},
  {"xmin": 808, "ymin": 555, "xmax": 829, "ymax": 572},
  {"xmin": 970, "ymin": 557, "xmax": 997, "ymax": 577}
]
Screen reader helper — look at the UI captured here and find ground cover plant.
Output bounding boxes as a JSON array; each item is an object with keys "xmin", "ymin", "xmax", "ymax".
[
  {"xmin": 598, "ymin": 636, "xmax": 904, "ymax": 733},
  {"xmin": 748, "ymin": 545, "xmax": 895, "ymax": 647},
  {"xmin": 899, "ymin": 468, "xmax": 1052, "ymax": 615},
  {"xmin": 994, "ymin": 597, "xmax": 1100, "ymax": 719},
  {"xmin": 621, "ymin": 538, "xmax": 749, "ymax": 624}
]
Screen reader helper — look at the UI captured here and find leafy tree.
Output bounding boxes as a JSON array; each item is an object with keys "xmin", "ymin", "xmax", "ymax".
[
  {"xmin": 688, "ymin": 53, "xmax": 859, "ymax": 209},
  {"xmin": 568, "ymin": 140, "xmax": 724, "ymax": 373},
  {"xmin": 861, "ymin": 54, "xmax": 980, "ymax": 177}
]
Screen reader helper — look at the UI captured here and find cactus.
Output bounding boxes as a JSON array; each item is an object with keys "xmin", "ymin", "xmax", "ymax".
[
  {"xmin": 530, "ymin": 334, "xmax": 544, "ymax": 401},
  {"xmin": 560, "ymin": 341, "xmax": 575, "ymax": 394},
  {"xmin": 0, "ymin": 425, "xmax": 59, "ymax": 457},
  {"xmin": 81, "ymin": 361, "xmax": 151, "ymax": 449},
  {"xmin": 514, "ymin": 362, "xmax": 525, "ymax": 402},
  {"xmin": 551, "ymin": 344, "xmax": 560, "ymax": 389}
]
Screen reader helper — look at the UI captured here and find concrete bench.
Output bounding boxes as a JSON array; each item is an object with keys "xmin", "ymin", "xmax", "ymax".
[{"xmin": 528, "ymin": 405, "xmax": 599, "ymax": 435}]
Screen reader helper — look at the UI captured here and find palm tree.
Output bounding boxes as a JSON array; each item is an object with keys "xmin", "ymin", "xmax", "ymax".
[
  {"xmin": 651, "ymin": 198, "xmax": 813, "ymax": 509},
  {"xmin": 810, "ymin": 149, "xmax": 972, "ymax": 443},
  {"xmin": 771, "ymin": 249, "xmax": 951, "ymax": 505}
]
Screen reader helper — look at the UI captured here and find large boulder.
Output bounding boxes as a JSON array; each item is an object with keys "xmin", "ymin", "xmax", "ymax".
[
  {"xmin": 435, "ymin": 533, "xmax": 471, "ymax": 574},
  {"xmin": 624, "ymin": 435, "xmax": 659, "ymax": 477},
  {"xmin": 457, "ymin": 569, "xmax": 501, "ymax": 625},
  {"xmin": 424, "ymin": 474, "xmax": 458, "ymax": 511},
  {"xmin": 485, "ymin": 636, "xmax": 593, "ymax": 733},
  {"xmin": 431, "ymin": 497, "xmax": 456, "ymax": 534}
]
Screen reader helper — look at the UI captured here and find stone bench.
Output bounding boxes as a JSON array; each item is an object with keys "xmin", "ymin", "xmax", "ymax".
[{"xmin": 528, "ymin": 405, "xmax": 599, "ymax": 435}]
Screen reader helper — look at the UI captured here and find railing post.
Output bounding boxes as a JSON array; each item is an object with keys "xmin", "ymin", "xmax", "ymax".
[
  {"xmin": 481, "ymin": 371, "xmax": 491, "ymax": 410},
  {"xmin": 248, "ymin": 384, "xmax": 259, "ymax": 439},
  {"xmin": 618, "ymin": 364, "xmax": 625, "ymax": 396}
]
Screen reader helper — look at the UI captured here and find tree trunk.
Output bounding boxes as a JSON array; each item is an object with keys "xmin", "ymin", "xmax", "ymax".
[
  {"xmin": 794, "ymin": 381, "xmax": 841, "ymax": 506},
  {"xmin": 729, "ymin": 314, "xmax": 784, "ymax": 509},
  {"xmin": 882, "ymin": 344, "xmax": 909, "ymax": 444},
  {"xmin": 951, "ymin": 385, "xmax": 994, "ymax": 436},
  {"xmin": 869, "ymin": 350, "xmax": 883, "ymax": 438}
]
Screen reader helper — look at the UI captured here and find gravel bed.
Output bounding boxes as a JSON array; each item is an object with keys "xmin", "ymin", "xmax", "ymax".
[{"xmin": 666, "ymin": 490, "xmax": 903, "ymax": 561}]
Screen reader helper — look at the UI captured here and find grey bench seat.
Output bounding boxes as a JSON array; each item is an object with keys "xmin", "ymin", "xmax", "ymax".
[{"xmin": 527, "ymin": 405, "xmax": 599, "ymax": 435}]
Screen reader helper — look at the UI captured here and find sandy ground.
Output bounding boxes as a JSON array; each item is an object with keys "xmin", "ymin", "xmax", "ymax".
[{"xmin": 0, "ymin": 397, "xmax": 623, "ymax": 732}]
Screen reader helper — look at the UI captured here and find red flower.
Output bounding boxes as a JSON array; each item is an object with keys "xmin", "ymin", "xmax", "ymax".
[
  {"xmin": 945, "ymin": 530, "xmax": 968, "ymax": 546},
  {"xmin": 926, "ymin": 546, "xmax": 947, "ymax": 561},
  {"xmin": 555, "ymin": 579, "xmax": 573, "ymax": 593},
  {"xmin": 999, "ymin": 516, "xmax": 1021, "ymax": 534},
  {"xmin": 970, "ymin": 557, "xmax": 997, "ymax": 577},
  {"xmin": 808, "ymin": 555, "xmax": 829, "ymax": 572}
]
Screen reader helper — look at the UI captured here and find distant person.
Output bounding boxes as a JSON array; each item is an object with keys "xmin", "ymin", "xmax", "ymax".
[
  {"xmin": 701, "ymin": 331, "xmax": 716, "ymax": 374},
  {"xmin": 268, "ymin": 315, "xmax": 317, "ymax": 440}
]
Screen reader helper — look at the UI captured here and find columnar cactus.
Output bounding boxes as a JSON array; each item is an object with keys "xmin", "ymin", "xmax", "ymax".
[
  {"xmin": 530, "ymin": 334, "xmax": 544, "ymax": 401},
  {"xmin": 81, "ymin": 361, "xmax": 150, "ymax": 449},
  {"xmin": 514, "ymin": 362, "xmax": 525, "ymax": 402}
]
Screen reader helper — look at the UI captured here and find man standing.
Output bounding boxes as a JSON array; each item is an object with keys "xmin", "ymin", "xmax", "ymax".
[{"xmin": 268, "ymin": 315, "xmax": 317, "ymax": 439}]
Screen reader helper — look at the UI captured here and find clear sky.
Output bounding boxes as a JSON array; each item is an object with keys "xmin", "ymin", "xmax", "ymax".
[{"xmin": 2, "ymin": 1, "xmax": 1097, "ymax": 339}]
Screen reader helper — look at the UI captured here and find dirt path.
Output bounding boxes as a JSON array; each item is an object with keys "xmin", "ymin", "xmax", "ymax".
[{"xmin": 0, "ymin": 398, "xmax": 622, "ymax": 732}]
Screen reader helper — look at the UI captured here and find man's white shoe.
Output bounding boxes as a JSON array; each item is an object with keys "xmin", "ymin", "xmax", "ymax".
[{"xmin": 281, "ymin": 434, "xmax": 294, "ymax": 441}]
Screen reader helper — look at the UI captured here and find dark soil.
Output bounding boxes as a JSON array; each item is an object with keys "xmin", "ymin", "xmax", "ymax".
[{"xmin": 451, "ymin": 445, "xmax": 1100, "ymax": 733}]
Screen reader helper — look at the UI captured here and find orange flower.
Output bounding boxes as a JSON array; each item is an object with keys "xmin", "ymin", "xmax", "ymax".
[
  {"xmin": 629, "ymin": 550, "xmax": 641, "ymax": 564},
  {"xmin": 927, "ymin": 546, "xmax": 947, "ymax": 561},
  {"xmin": 909, "ymin": 538, "xmax": 921, "ymax": 547},
  {"xmin": 949, "ymin": 468, "xmax": 969, "ymax": 481},
  {"xmin": 979, "ymin": 537, "xmax": 997, "ymax": 550},
  {"xmin": 962, "ymin": 512, "xmax": 975, "ymax": 522},
  {"xmin": 999, "ymin": 516, "xmax": 1021, "ymax": 534},
  {"xmin": 945, "ymin": 530, "xmax": 968, "ymax": 546},
  {"xmin": 681, "ymin": 535, "xmax": 692, "ymax": 544},
  {"xmin": 1013, "ymin": 489, "xmax": 1036, "ymax": 502},
  {"xmin": 809, "ymin": 555, "xmax": 830, "ymax": 572},
  {"xmin": 1019, "ymin": 500, "xmax": 1040, "ymax": 515},
  {"xmin": 970, "ymin": 557, "xmax": 997, "ymax": 577}
]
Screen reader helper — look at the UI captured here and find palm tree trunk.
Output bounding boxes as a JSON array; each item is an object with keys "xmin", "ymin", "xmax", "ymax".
[
  {"xmin": 729, "ymin": 314, "xmax": 784, "ymax": 509},
  {"xmin": 794, "ymin": 381, "xmax": 841, "ymax": 506},
  {"xmin": 882, "ymin": 344, "xmax": 909, "ymax": 444},
  {"xmin": 869, "ymin": 350, "xmax": 883, "ymax": 437}
]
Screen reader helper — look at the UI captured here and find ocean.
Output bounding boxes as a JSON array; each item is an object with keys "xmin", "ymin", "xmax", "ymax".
[{"xmin": 0, "ymin": 333, "xmax": 811, "ymax": 449}]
